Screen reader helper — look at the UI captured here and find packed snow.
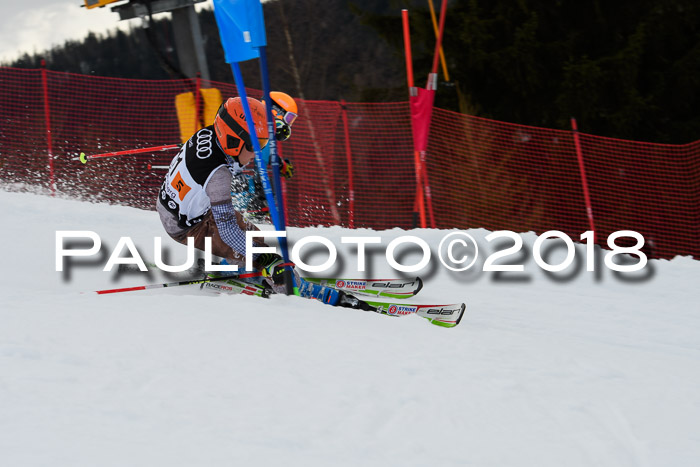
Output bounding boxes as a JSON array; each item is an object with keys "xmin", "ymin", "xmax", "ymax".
[{"xmin": 1, "ymin": 189, "xmax": 699, "ymax": 467}]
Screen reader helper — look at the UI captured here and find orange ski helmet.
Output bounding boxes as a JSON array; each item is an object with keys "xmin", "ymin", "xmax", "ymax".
[
  {"xmin": 214, "ymin": 97, "xmax": 269, "ymax": 157},
  {"xmin": 268, "ymin": 91, "xmax": 298, "ymax": 141}
]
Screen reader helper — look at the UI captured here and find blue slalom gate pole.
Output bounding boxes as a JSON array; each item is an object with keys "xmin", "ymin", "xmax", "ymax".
[
  {"xmin": 213, "ymin": 0, "xmax": 294, "ymax": 294},
  {"xmin": 231, "ymin": 63, "xmax": 295, "ymax": 295},
  {"xmin": 258, "ymin": 47, "xmax": 296, "ymax": 294},
  {"xmin": 230, "ymin": 63, "xmax": 282, "ymax": 231}
]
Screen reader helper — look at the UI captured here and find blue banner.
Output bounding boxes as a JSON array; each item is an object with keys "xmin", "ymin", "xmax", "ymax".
[{"xmin": 213, "ymin": 0, "xmax": 267, "ymax": 63}]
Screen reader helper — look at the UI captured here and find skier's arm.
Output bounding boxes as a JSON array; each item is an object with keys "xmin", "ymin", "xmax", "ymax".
[
  {"xmin": 206, "ymin": 167, "xmax": 249, "ymax": 258},
  {"xmin": 260, "ymin": 145, "xmax": 294, "ymax": 178},
  {"xmin": 207, "ymin": 168, "xmax": 283, "ymax": 274},
  {"xmin": 280, "ymin": 158, "xmax": 294, "ymax": 179}
]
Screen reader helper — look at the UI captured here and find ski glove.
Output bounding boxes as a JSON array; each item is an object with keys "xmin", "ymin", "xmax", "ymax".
[
  {"xmin": 281, "ymin": 159, "xmax": 294, "ymax": 179},
  {"xmin": 256, "ymin": 253, "xmax": 287, "ymax": 285}
]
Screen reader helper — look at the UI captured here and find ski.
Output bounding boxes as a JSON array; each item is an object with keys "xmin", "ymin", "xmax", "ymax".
[
  {"xmin": 90, "ymin": 276, "xmax": 463, "ymax": 328},
  {"xmin": 296, "ymin": 279, "xmax": 465, "ymax": 328},
  {"xmin": 118, "ymin": 263, "xmax": 424, "ymax": 300},
  {"xmin": 301, "ymin": 277, "xmax": 423, "ymax": 299},
  {"xmin": 363, "ymin": 300, "xmax": 465, "ymax": 328}
]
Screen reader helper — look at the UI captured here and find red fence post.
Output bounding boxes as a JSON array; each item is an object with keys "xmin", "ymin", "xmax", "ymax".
[
  {"xmin": 340, "ymin": 100, "xmax": 355, "ymax": 228},
  {"xmin": 420, "ymin": 150, "xmax": 436, "ymax": 229},
  {"xmin": 278, "ymin": 144, "xmax": 289, "ymax": 223},
  {"xmin": 40, "ymin": 60, "xmax": 56, "ymax": 196},
  {"xmin": 571, "ymin": 118, "xmax": 596, "ymax": 239}
]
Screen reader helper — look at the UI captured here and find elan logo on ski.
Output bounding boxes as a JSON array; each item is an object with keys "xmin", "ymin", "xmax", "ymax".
[
  {"xmin": 371, "ymin": 281, "xmax": 418, "ymax": 288},
  {"xmin": 425, "ymin": 307, "xmax": 462, "ymax": 316}
]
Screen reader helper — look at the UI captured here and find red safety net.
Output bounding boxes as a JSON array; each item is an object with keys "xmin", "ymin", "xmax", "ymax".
[{"xmin": 0, "ymin": 67, "xmax": 698, "ymax": 260}]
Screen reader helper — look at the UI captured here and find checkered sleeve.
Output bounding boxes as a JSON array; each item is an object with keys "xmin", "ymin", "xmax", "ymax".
[{"xmin": 210, "ymin": 202, "xmax": 247, "ymax": 257}]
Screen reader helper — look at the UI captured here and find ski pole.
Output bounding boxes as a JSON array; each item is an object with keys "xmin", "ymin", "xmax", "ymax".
[
  {"xmin": 88, "ymin": 272, "xmax": 261, "ymax": 295},
  {"xmin": 75, "ymin": 144, "xmax": 181, "ymax": 163},
  {"xmin": 88, "ymin": 261, "xmax": 295, "ymax": 295}
]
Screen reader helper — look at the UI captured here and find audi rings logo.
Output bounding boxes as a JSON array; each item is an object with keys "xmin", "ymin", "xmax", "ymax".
[{"xmin": 196, "ymin": 128, "xmax": 213, "ymax": 159}]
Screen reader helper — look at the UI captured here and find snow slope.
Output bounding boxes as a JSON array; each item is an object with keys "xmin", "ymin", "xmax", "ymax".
[{"xmin": 1, "ymin": 189, "xmax": 699, "ymax": 467}]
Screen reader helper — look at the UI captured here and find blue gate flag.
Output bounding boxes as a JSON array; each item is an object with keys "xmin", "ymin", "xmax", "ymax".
[{"xmin": 213, "ymin": 0, "xmax": 267, "ymax": 63}]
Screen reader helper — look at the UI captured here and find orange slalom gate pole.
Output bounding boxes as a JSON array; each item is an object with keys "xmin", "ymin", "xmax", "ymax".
[
  {"xmin": 422, "ymin": 0, "xmax": 447, "ymax": 229},
  {"xmin": 430, "ymin": 0, "xmax": 449, "ymax": 78},
  {"xmin": 427, "ymin": 0, "xmax": 450, "ymax": 81}
]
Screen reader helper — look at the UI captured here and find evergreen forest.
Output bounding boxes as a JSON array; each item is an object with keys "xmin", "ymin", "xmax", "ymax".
[{"xmin": 4, "ymin": 0, "xmax": 700, "ymax": 144}]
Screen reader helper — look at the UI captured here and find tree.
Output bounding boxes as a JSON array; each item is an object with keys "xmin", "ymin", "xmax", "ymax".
[{"xmin": 363, "ymin": 0, "xmax": 700, "ymax": 143}]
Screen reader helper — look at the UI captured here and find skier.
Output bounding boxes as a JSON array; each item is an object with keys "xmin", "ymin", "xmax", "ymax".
[
  {"xmin": 263, "ymin": 90, "xmax": 298, "ymax": 170},
  {"xmin": 231, "ymin": 91, "xmax": 298, "ymax": 220},
  {"xmin": 156, "ymin": 96, "xmax": 291, "ymax": 290}
]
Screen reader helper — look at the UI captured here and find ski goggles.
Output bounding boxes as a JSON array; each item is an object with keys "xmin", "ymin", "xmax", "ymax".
[{"xmin": 272, "ymin": 103, "xmax": 298, "ymax": 126}]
